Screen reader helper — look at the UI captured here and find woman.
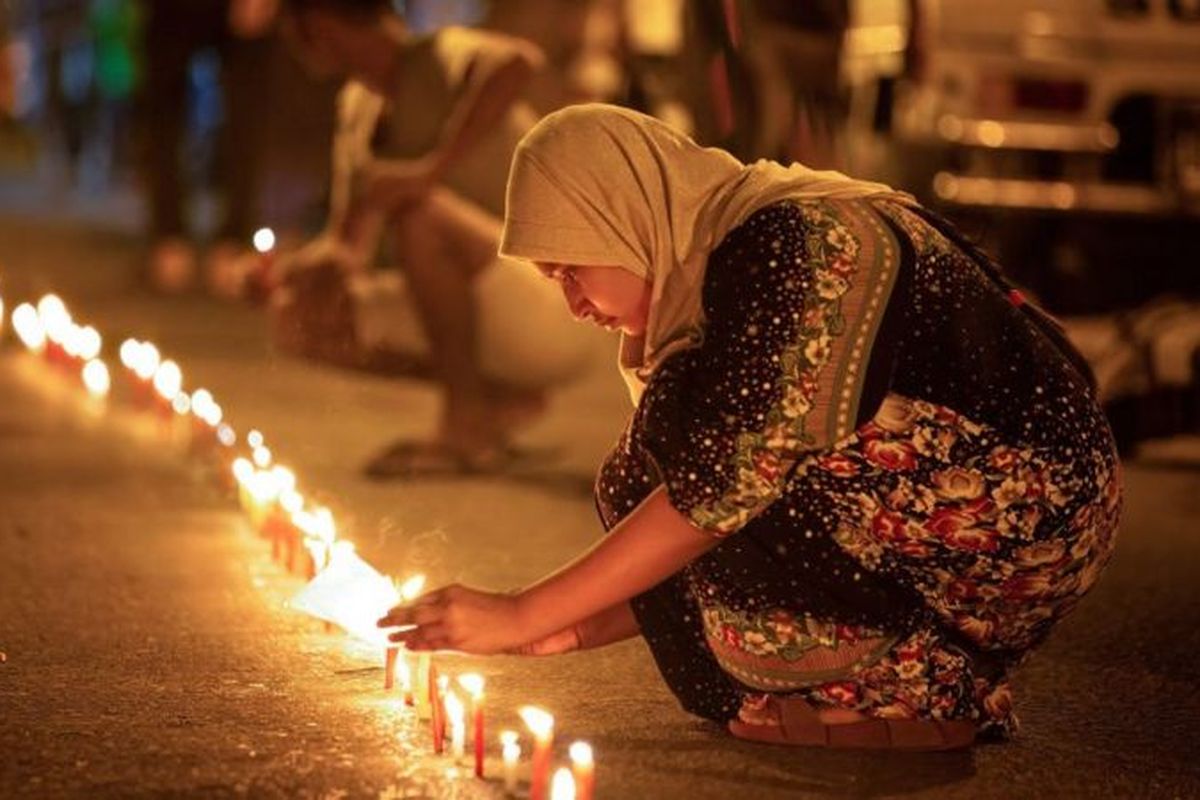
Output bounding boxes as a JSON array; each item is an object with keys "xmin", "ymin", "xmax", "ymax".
[{"xmin": 377, "ymin": 105, "xmax": 1121, "ymax": 749}]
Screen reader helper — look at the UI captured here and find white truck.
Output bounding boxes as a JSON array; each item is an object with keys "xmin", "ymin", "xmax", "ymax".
[{"xmin": 892, "ymin": 0, "xmax": 1200, "ymax": 218}]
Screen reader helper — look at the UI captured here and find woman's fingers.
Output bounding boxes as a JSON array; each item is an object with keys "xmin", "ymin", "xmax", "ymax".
[
  {"xmin": 377, "ymin": 589, "xmax": 446, "ymax": 627},
  {"xmin": 389, "ymin": 623, "xmax": 449, "ymax": 649}
]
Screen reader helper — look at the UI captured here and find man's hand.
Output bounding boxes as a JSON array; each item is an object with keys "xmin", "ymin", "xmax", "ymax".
[{"xmin": 357, "ymin": 156, "xmax": 441, "ymax": 212}]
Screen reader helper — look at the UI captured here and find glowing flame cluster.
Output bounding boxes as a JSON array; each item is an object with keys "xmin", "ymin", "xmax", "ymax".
[
  {"xmin": 190, "ymin": 388, "xmax": 223, "ymax": 428},
  {"xmin": 120, "ymin": 338, "xmax": 161, "ymax": 381},
  {"xmin": 5, "ymin": 285, "xmax": 603, "ymax": 790}
]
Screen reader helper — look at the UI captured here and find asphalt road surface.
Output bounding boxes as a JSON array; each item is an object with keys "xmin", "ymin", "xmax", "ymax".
[{"xmin": 2, "ymin": 217, "xmax": 1198, "ymax": 799}]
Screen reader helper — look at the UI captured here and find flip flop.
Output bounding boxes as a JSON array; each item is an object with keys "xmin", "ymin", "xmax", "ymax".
[{"xmin": 728, "ymin": 695, "xmax": 976, "ymax": 751}]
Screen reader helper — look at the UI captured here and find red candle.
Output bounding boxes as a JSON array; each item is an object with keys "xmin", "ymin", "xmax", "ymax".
[
  {"xmin": 384, "ymin": 646, "xmax": 398, "ymax": 691},
  {"xmin": 436, "ymin": 674, "xmax": 449, "ymax": 755},
  {"xmin": 457, "ymin": 674, "xmax": 485, "ymax": 778},
  {"xmin": 569, "ymin": 742, "xmax": 594, "ymax": 800},
  {"xmin": 429, "ymin": 665, "xmax": 444, "ymax": 754},
  {"xmin": 519, "ymin": 707, "xmax": 554, "ymax": 800}
]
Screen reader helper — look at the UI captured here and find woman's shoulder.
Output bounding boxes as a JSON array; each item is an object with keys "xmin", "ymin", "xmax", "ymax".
[{"xmin": 712, "ymin": 197, "xmax": 873, "ymax": 258}]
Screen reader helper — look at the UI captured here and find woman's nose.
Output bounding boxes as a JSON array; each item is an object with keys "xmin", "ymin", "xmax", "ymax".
[{"xmin": 563, "ymin": 284, "xmax": 590, "ymax": 320}]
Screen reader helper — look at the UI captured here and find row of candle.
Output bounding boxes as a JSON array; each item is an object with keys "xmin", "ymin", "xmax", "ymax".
[{"xmin": 0, "ymin": 288, "xmax": 598, "ymax": 799}]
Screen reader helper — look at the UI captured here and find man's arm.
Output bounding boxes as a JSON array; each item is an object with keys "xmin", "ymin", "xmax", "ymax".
[{"xmin": 361, "ymin": 33, "xmax": 544, "ymax": 208}]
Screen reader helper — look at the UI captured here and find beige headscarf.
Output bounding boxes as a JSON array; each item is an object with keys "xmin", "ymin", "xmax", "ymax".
[{"xmin": 499, "ymin": 104, "xmax": 912, "ymax": 403}]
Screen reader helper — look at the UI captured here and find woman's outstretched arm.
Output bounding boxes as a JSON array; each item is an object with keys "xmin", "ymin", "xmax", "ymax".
[{"xmin": 377, "ymin": 487, "xmax": 716, "ymax": 654}]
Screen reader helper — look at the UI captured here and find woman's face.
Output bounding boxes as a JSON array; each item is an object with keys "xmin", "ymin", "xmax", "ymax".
[{"xmin": 537, "ymin": 263, "xmax": 652, "ymax": 336}]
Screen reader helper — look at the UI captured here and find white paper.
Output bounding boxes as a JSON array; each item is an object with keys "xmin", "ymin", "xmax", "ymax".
[{"xmin": 289, "ymin": 548, "xmax": 400, "ymax": 647}]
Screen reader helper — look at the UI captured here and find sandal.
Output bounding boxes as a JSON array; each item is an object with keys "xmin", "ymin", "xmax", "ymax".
[{"xmin": 728, "ymin": 695, "xmax": 975, "ymax": 751}]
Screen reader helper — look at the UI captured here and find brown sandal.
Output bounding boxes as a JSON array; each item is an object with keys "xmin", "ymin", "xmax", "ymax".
[{"xmin": 728, "ymin": 695, "xmax": 975, "ymax": 751}]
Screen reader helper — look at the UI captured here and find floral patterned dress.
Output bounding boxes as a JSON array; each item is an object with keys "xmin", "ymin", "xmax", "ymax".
[{"xmin": 595, "ymin": 198, "xmax": 1120, "ymax": 739}]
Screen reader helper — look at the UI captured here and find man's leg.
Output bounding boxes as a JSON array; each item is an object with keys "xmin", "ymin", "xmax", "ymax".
[{"xmin": 387, "ymin": 187, "xmax": 545, "ymax": 467}]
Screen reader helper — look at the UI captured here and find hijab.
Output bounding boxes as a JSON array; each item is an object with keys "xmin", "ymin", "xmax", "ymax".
[{"xmin": 499, "ymin": 103, "xmax": 912, "ymax": 403}]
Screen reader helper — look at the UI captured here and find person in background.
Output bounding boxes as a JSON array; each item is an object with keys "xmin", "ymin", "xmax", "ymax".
[
  {"xmin": 273, "ymin": 0, "xmax": 591, "ymax": 476},
  {"xmin": 379, "ymin": 105, "xmax": 1120, "ymax": 750},
  {"xmin": 139, "ymin": 0, "xmax": 278, "ymax": 294}
]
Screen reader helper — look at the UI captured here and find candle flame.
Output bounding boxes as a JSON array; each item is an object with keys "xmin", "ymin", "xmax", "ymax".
[
  {"xmin": 457, "ymin": 673, "xmax": 484, "ymax": 699},
  {"xmin": 232, "ymin": 457, "xmax": 254, "ymax": 485},
  {"xmin": 550, "ymin": 767, "xmax": 576, "ymax": 800},
  {"xmin": 36, "ymin": 294, "xmax": 70, "ymax": 342},
  {"xmin": 279, "ymin": 489, "xmax": 304, "ymax": 515},
  {"xmin": 252, "ymin": 227, "xmax": 276, "ymax": 253},
  {"xmin": 518, "ymin": 706, "xmax": 554, "ymax": 739},
  {"xmin": 252, "ymin": 445, "xmax": 272, "ymax": 468},
  {"xmin": 119, "ymin": 338, "xmax": 140, "ymax": 369},
  {"xmin": 190, "ymin": 388, "xmax": 214, "ymax": 415},
  {"xmin": 153, "ymin": 359, "xmax": 182, "ymax": 400},
  {"xmin": 437, "ymin": 674, "xmax": 449, "ymax": 692},
  {"xmin": 397, "ymin": 574, "xmax": 425, "ymax": 602},
  {"xmin": 61, "ymin": 324, "xmax": 84, "ymax": 358},
  {"xmin": 217, "ymin": 423, "xmax": 237, "ymax": 447},
  {"xmin": 568, "ymin": 741, "xmax": 593, "ymax": 766},
  {"xmin": 81, "ymin": 359, "xmax": 111, "ymax": 397},
  {"xmin": 500, "ymin": 730, "xmax": 519, "ymax": 747},
  {"xmin": 269, "ymin": 465, "xmax": 296, "ymax": 494},
  {"xmin": 132, "ymin": 342, "xmax": 161, "ymax": 380},
  {"xmin": 12, "ymin": 303, "xmax": 46, "ymax": 351},
  {"xmin": 444, "ymin": 689, "xmax": 465, "ymax": 724},
  {"xmin": 172, "ymin": 393, "xmax": 191, "ymax": 415},
  {"xmin": 77, "ymin": 326, "xmax": 102, "ymax": 361},
  {"xmin": 247, "ymin": 429, "xmax": 264, "ymax": 449}
]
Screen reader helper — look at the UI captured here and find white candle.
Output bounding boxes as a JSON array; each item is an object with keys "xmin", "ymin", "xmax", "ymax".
[
  {"xmin": 550, "ymin": 767, "xmax": 576, "ymax": 800},
  {"xmin": 445, "ymin": 689, "xmax": 465, "ymax": 759},
  {"xmin": 500, "ymin": 730, "xmax": 520, "ymax": 795}
]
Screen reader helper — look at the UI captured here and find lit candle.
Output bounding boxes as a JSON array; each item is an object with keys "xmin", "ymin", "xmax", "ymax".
[
  {"xmin": 436, "ymin": 673, "xmax": 450, "ymax": 754},
  {"xmin": 11, "ymin": 303, "xmax": 46, "ymax": 353},
  {"xmin": 126, "ymin": 341, "xmax": 160, "ymax": 407},
  {"xmin": 458, "ymin": 674, "xmax": 486, "ymax": 778},
  {"xmin": 569, "ymin": 742, "xmax": 594, "ymax": 800},
  {"xmin": 519, "ymin": 706, "xmax": 555, "ymax": 800},
  {"xmin": 429, "ymin": 666, "xmax": 445, "ymax": 754},
  {"xmin": 81, "ymin": 359, "xmax": 111, "ymax": 399},
  {"xmin": 550, "ymin": 767, "xmax": 575, "ymax": 800},
  {"xmin": 385, "ymin": 646, "xmax": 399, "ymax": 691},
  {"xmin": 397, "ymin": 654, "xmax": 412, "ymax": 703},
  {"xmin": 250, "ymin": 226, "xmax": 277, "ymax": 300},
  {"xmin": 152, "ymin": 359, "xmax": 183, "ymax": 419},
  {"xmin": 500, "ymin": 730, "xmax": 520, "ymax": 795},
  {"xmin": 445, "ymin": 689, "xmax": 465, "ymax": 760},
  {"xmin": 395, "ymin": 574, "xmax": 429, "ymax": 713},
  {"xmin": 37, "ymin": 294, "xmax": 70, "ymax": 364},
  {"xmin": 278, "ymin": 488, "xmax": 304, "ymax": 571}
]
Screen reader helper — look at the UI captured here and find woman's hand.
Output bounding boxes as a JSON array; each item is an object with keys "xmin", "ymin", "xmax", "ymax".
[{"xmin": 377, "ymin": 584, "xmax": 536, "ymax": 654}]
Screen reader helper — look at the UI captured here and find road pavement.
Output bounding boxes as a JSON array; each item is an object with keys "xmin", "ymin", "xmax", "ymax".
[{"xmin": 1, "ymin": 216, "xmax": 1198, "ymax": 798}]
